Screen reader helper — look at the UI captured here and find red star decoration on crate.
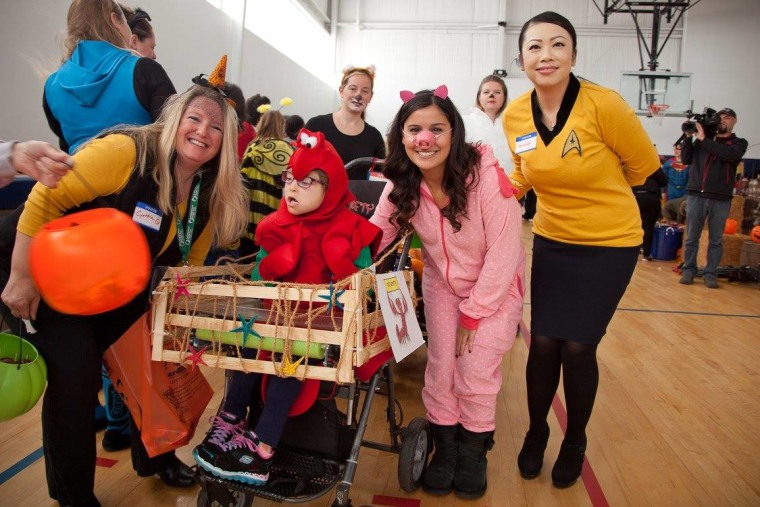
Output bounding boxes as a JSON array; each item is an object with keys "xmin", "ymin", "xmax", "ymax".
[
  {"xmin": 184, "ymin": 344, "xmax": 208, "ymax": 370},
  {"xmin": 174, "ymin": 272, "xmax": 191, "ymax": 301}
]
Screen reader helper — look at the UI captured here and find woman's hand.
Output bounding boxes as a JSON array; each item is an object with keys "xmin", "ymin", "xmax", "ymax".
[
  {"xmin": 1, "ymin": 271, "xmax": 40, "ymax": 320},
  {"xmin": 1, "ymin": 232, "xmax": 39, "ymax": 320},
  {"xmin": 456, "ymin": 325, "xmax": 476, "ymax": 357}
]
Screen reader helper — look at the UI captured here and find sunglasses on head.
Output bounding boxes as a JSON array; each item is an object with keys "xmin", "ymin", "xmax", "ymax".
[{"xmin": 128, "ymin": 8, "xmax": 152, "ymax": 31}]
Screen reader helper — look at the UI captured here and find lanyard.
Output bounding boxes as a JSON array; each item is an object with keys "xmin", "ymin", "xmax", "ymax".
[{"xmin": 175, "ymin": 175, "xmax": 201, "ymax": 265}]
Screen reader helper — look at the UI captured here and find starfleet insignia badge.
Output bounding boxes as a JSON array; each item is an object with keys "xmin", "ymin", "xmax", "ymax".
[{"xmin": 561, "ymin": 130, "xmax": 581, "ymax": 158}]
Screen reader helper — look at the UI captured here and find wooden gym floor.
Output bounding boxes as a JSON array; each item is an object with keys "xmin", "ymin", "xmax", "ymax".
[{"xmin": 1, "ymin": 222, "xmax": 758, "ymax": 506}]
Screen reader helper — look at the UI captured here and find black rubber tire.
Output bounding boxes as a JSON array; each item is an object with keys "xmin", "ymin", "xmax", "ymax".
[
  {"xmin": 397, "ymin": 417, "xmax": 431, "ymax": 492},
  {"xmin": 196, "ymin": 485, "xmax": 254, "ymax": 507}
]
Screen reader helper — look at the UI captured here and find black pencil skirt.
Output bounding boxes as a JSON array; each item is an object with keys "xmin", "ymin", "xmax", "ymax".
[{"xmin": 530, "ymin": 234, "xmax": 639, "ymax": 344}]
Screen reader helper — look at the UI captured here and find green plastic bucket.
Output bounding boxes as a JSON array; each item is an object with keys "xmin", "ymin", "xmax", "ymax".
[{"xmin": 0, "ymin": 332, "xmax": 47, "ymax": 421}]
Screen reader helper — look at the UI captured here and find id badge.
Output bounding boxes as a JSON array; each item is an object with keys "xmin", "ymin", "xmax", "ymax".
[
  {"xmin": 133, "ymin": 202, "xmax": 162, "ymax": 231},
  {"xmin": 515, "ymin": 132, "xmax": 538, "ymax": 154}
]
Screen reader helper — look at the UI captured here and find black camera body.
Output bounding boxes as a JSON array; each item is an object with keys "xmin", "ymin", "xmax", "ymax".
[{"xmin": 682, "ymin": 107, "xmax": 721, "ymax": 137}]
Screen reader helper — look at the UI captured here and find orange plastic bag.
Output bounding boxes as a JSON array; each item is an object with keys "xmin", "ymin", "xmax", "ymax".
[{"xmin": 103, "ymin": 313, "xmax": 213, "ymax": 457}]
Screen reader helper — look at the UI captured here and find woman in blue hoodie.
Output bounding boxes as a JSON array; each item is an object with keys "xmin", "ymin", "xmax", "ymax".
[
  {"xmin": 40, "ymin": 0, "xmax": 181, "ymax": 491},
  {"xmin": 43, "ymin": 0, "xmax": 175, "ymax": 154}
]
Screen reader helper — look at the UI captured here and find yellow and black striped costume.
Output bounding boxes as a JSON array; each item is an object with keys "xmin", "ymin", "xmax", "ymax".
[{"xmin": 239, "ymin": 138, "xmax": 293, "ymax": 254}]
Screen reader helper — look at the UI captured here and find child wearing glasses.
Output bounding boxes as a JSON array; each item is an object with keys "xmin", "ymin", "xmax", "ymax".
[
  {"xmin": 369, "ymin": 87, "xmax": 525, "ymax": 499},
  {"xmin": 193, "ymin": 129, "xmax": 381, "ymax": 485}
]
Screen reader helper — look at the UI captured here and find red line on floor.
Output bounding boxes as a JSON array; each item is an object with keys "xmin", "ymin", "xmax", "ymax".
[
  {"xmin": 95, "ymin": 457, "xmax": 118, "ymax": 468},
  {"xmin": 371, "ymin": 495, "xmax": 420, "ymax": 507},
  {"xmin": 519, "ymin": 319, "xmax": 609, "ymax": 507}
]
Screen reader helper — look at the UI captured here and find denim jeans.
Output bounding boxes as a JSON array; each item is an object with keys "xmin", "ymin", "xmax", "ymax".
[{"xmin": 682, "ymin": 195, "xmax": 732, "ymax": 278}]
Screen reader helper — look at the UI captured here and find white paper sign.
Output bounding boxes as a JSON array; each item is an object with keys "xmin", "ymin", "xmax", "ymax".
[{"xmin": 375, "ymin": 271, "xmax": 425, "ymax": 362}]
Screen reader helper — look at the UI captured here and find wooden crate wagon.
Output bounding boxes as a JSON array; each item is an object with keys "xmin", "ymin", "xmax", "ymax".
[{"xmin": 150, "ymin": 264, "xmax": 406, "ymax": 385}]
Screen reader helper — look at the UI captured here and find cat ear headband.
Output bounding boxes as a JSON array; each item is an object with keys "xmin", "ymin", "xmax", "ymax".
[{"xmin": 399, "ymin": 84, "xmax": 448, "ymax": 103}]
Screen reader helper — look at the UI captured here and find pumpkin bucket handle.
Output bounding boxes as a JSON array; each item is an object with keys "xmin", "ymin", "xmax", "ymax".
[
  {"xmin": 42, "ymin": 167, "xmax": 111, "ymax": 223},
  {"xmin": 0, "ymin": 308, "xmax": 27, "ymax": 371}
]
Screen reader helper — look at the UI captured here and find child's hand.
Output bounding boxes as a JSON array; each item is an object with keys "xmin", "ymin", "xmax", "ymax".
[
  {"xmin": 259, "ymin": 226, "xmax": 302, "ymax": 279},
  {"xmin": 322, "ymin": 238, "xmax": 355, "ymax": 280},
  {"xmin": 455, "ymin": 326, "xmax": 475, "ymax": 357}
]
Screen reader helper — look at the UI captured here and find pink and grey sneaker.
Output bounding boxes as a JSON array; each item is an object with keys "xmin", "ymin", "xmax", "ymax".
[
  {"xmin": 194, "ymin": 429, "xmax": 274, "ymax": 485},
  {"xmin": 192, "ymin": 411, "xmax": 245, "ymax": 465}
]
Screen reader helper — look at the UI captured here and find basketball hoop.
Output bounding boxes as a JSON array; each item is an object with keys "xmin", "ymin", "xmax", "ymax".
[{"xmin": 648, "ymin": 103, "xmax": 669, "ymax": 126}]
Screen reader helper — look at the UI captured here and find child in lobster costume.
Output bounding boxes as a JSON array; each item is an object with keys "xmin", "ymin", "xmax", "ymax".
[{"xmin": 193, "ymin": 129, "xmax": 381, "ymax": 485}]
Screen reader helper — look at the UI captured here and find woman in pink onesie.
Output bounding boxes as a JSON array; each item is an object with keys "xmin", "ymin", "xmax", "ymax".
[{"xmin": 370, "ymin": 86, "xmax": 525, "ymax": 500}]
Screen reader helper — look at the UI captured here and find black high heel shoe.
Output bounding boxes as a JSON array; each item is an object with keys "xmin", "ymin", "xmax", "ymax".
[
  {"xmin": 517, "ymin": 424, "xmax": 550, "ymax": 479},
  {"xmin": 551, "ymin": 440, "xmax": 586, "ymax": 488},
  {"xmin": 157, "ymin": 455, "xmax": 196, "ymax": 488}
]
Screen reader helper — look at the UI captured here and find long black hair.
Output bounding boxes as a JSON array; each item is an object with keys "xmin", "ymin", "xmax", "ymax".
[{"xmin": 384, "ymin": 89, "xmax": 480, "ymax": 233}]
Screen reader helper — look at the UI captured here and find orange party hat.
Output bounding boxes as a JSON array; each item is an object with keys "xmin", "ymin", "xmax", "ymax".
[{"xmin": 208, "ymin": 55, "xmax": 227, "ymax": 88}]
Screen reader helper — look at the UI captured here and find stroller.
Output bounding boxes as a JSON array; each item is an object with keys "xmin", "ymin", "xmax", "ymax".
[
  {"xmin": 194, "ymin": 311, "xmax": 428, "ymax": 507},
  {"xmin": 151, "ymin": 167, "xmax": 431, "ymax": 506}
]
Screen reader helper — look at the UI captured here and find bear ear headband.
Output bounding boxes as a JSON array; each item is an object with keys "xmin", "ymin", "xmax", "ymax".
[
  {"xmin": 399, "ymin": 84, "xmax": 448, "ymax": 103},
  {"xmin": 342, "ymin": 64, "xmax": 376, "ymax": 80}
]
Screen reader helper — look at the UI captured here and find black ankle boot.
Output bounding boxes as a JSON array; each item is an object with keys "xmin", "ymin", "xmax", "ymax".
[
  {"xmin": 517, "ymin": 423, "xmax": 550, "ymax": 479},
  {"xmin": 453, "ymin": 428, "xmax": 494, "ymax": 500},
  {"xmin": 157, "ymin": 455, "xmax": 196, "ymax": 488},
  {"xmin": 422, "ymin": 423, "xmax": 459, "ymax": 495},
  {"xmin": 551, "ymin": 439, "xmax": 586, "ymax": 488},
  {"xmin": 102, "ymin": 430, "xmax": 131, "ymax": 452}
]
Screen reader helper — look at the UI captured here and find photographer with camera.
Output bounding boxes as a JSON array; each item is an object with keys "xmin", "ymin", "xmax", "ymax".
[{"xmin": 679, "ymin": 107, "xmax": 748, "ymax": 288}]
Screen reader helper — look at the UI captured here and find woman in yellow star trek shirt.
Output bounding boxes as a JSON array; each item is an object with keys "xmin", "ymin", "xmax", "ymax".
[{"xmin": 503, "ymin": 11, "xmax": 660, "ymax": 489}]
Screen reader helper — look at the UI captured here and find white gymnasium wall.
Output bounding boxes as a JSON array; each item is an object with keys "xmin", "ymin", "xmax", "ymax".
[
  {"xmin": 0, "ymin": 0, "xmax": 335, "ymax": 145},
  {"xmin": 1, "ymin": 0, "xmax": 757, "ymax": 159},
  {"xmin": 680, "ymin": 0, "xmax": 760, "ymax": 159},
  {"xmin": 335, "ymin": 0, "xmax": 759, "ymax": 157}
]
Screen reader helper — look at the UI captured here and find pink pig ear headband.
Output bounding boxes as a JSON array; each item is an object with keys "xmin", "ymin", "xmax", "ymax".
[{"xmin": 399, "ymin": 84, "xmax": 448, "ymax": 104}]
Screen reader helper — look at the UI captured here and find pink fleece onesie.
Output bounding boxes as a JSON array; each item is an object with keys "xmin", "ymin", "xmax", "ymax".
[{"xmin": 371, "ymin": 147, "xmax": 525, "ymax": 432}]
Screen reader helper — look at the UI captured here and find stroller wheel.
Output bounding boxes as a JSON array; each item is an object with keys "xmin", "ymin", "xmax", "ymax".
[
  {"xmin": 397, "ymin": 417, "xmax": 431, "ymax": 492},
  {"xmin": 196, "ymin": 479, "xmax": 254, "ymax": 507}
]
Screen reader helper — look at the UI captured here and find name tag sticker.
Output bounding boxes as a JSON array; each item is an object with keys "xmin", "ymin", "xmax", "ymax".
[
  {"xmin": 515, "ymin": 132, "xmax": 538, "ymax": 154},
  {"xmin": 133, "ymin": 202, "xmax": 162, "ymax": 231}
]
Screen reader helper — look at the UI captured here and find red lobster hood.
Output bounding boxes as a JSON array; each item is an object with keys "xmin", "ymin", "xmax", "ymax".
[{"xmin": 281, "ymin": 129, "xmax": 353, "ymax": 223}]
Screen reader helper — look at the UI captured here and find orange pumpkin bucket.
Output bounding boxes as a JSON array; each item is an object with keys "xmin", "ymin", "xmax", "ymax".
[
  {"xmin": 724, "ymin": 218, "xmax": 738, "ymax": 235},
  {"xmin": 29, "ymin": 208, "xmax": 151, "ymax": 315}
]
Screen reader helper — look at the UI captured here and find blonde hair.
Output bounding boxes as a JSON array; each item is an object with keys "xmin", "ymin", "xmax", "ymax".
[
  {"xmin": 256, "ymin": 110, "xmax": 286, "ymax": 140},
  {"xmin": 110, "ymin": 86, "xmax": 248, "ymax": 247},
  {"xmin": 63, "ymin": 0, "xmax": 127, "ymax": 60}
]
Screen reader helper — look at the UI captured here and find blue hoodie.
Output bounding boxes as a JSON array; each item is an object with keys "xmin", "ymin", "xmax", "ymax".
[{"xmin": 44, "ymin": 40, "xmax": 151, "ymax": 154}]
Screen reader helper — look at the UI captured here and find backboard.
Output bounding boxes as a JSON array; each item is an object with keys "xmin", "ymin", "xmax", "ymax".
[{"xmin": 620, "ymin": 71, "xmax": 692, "ymax": 117}]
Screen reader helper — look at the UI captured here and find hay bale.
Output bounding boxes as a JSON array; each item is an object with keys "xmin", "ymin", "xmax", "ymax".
[
  {"xmin": 729, "ymin": 195, "xmax": 745, "ymax": 222},
  {"xmin": 697, "ymin": 230, "xmax": 750, "ymax": 267}
]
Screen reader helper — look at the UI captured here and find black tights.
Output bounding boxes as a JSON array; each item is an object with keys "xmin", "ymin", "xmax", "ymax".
[{"xmin": 525, "ymin": 334, "xmax": 599, "ymax": 445}]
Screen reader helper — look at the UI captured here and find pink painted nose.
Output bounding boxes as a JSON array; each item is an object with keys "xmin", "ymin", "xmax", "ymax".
[{"xmin": 415, "ymin": 130, "xmax": 437, "ymax": 148}]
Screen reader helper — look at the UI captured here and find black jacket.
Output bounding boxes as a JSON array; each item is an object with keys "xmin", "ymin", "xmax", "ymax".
[{"xmin": 682, "ymin": 133, "xmax": 748, "ymax": 201}]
